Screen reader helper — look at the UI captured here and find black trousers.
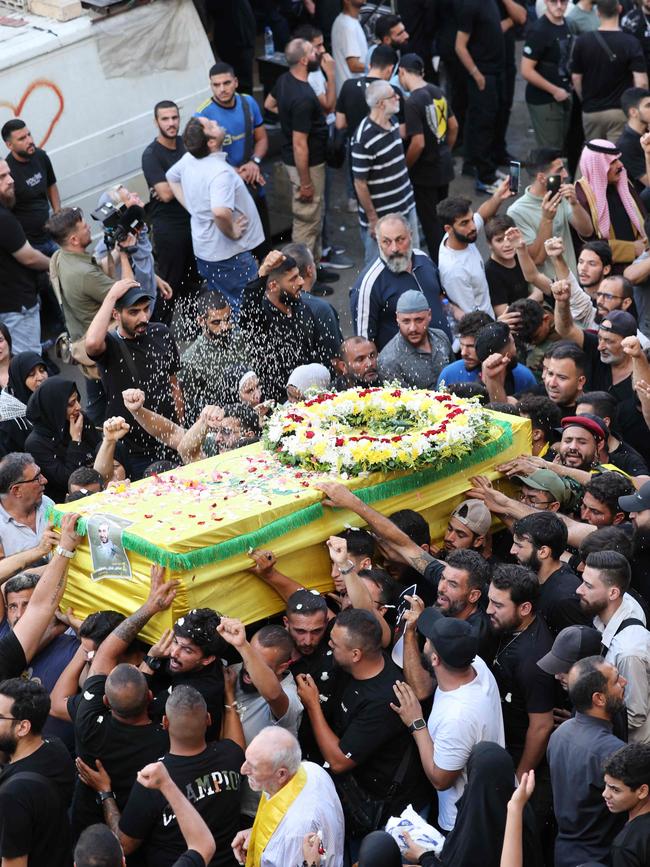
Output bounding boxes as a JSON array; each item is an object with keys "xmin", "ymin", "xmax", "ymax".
[
  {"xmin": 465, "ymin": 72, "xmax": 506, "ymax": 184},
  {"xmin": 151, "ymin": 222, "xmax": 201, "ymax": 325},
  {"xmin": 413, "ymin": 183, "xmax": 449, "ymax": 263}
]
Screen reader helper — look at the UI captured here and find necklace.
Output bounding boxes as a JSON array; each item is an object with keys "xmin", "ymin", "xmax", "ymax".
[{"xmin": 493, "ymin": 631, "xmax": 522, "ymax": 669}]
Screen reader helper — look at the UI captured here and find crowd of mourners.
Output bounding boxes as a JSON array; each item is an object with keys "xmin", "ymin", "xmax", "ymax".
[{"xmin": 5, "ymin": 0, "xmax": 650, "ymax": 865}]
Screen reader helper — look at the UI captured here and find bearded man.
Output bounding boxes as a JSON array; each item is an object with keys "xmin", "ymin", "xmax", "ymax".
[
  {"xmin": 575, "ymin": 139, "xmax": 647, "ymax": 269},
  {"xmin": 350, "ymin": 212, "xmax": 449, "ymax": 352}
]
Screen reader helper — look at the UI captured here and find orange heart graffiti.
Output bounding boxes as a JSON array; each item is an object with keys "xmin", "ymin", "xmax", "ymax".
[{"xmin": 0, "ymin": 79, "xmax": 64, "ymax": 148}]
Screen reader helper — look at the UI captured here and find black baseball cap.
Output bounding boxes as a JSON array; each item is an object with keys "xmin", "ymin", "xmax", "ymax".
[
  {"xmin": 417, "ymin": 609, "xmax": 477, "ymax": 668},
  {"xmin": 114, "ymin": 284, "xmax": 152, "ymax": 309}
]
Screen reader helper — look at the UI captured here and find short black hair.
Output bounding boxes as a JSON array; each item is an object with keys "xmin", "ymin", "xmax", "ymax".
[
  {"xmin": 183, "ymin": 117, "xmax": 210, "ymax": 158},
  {"xmin": 621, "ymin": 87, "xmax": 650, "ymax": 117},
  {"xmin": 579, "ymin": 525, "xmax": 632, "ymax": 563},
  {"xmin": 526, "ymin": 147, "xmax": 563, "ymax": 177},
  {"xmin": 79, "ymin": 610, "xmax": 125, "ymax": 644},
  {"xmin": 584, "ymin": 472, "xmax": 634, "ymax": 516},
  {"xmin": 568, "ymin": 655, "xmax": 609, "ymax": 713},
  {"xmin": 68, "ymin": 466, "xmax": 104, "ymax": 492},
  {"xmin": 491, "ymin": 563, "xmax": 540, "ymax": 607},
  {"xmin": 578, "ymin": 390, "xmax": 618, "ymax": 427},
  {"xmin": 0, "ymin": 678, "xmax": 50, "ymax": 733},
  {"xmin": 545, "ymin": 341, "xmax": 586, "ymax": 374},
  {"xmin": 292, "ymin": 23, "xmax": 323, "ymax": 41},
  {"xmin": 597, "ymin": 0, "xmax": 618, "ymax": 17},
  {"xmin": 485, "ymin": 214, "xmax": 515, "ymax": 243},
  {"xmin": 253, "ymin": 624, "xmax": 295, "ymax": 665},
  {"xmin": 74, "ymin": 824, "xmax": 123, "ymax": 867},
  {"xmin": 174, "ymin": 608, "xmax": 225, "ymax": 657},
  {"xmin": 487, "ymin": 401, "xmax": 521, "ymax": 415},
  {"xmin": 286, "ymin": 588, "xmax": 328, "ymax": 617},
  {"xmin": 266, "ymin": 255, "xmax": 299, "ymax": 285},
  {"xmin": 604, "ymin": 743, "xmax": 650, "ymax": 790},
  {"xmin": 335, "ymin": 607, "xmax": 383, "ymax": 654},
  {"xmin": 0, "ymin": 453, "xmax": 37, "ymax": 494},
  {"xmin": 389, "ymin": 508, "xmax": 430, "ymax": 547},
  {"xmin": 339, "ymin": 527, "xmax": 375, "ymax": 558},
  {"xmin": 358, "ymin": 567, "xmax": 399, "ymax": 605},
  {"xmin": 375, "ymin": 13, "xmax": 402, "ymax": 39},
  {"xmin": 582, "ymin": 240, "xmax": 613, "ymax": 269},
  {"xmin": 437, "ymin": 196, "xmax": 472, "ymax": 227},
  {"xmin": 508, "ymin": 298, "xmax": 545, "ymax": 343},
  {"xmin": 221, "ymin": 402, "xmax": 260, "ymax": 435},
  {"xmin": 209, "ymin": 62, "xmax": 235, "ymax": 78},
  {"xmin": 518, "ymin": 394, "xmax": 562, "ymax": 441},
  {"xmin": 585, "ymin": 550, "xmax": 631, "ymax": 593},
  {"xmin": 475, "ymin": 322, "xmax": 511, "ymax": 363},
  {"xmin": 368, "ymin": 44, "xmax": 398, "ymax": 70},
  {"xmin": 445, "ymin": 548, "xmax": 492, "ymax": 591},
  {"xmin": 105, "ymin": 663, "xmax": 149, "ymax": 718},
  {"xmin": 154, "ymin": 100, "xmax": 178, "ymax": 119},
  {"xmin": 1, "ymin": 119, "xmax": 26, "ymax": 143},
  {"xmin": 458, "ymin": 311, "xmax": 494, "ymax": 339},
  {"xmin": 512, "ymin": 511, "xmax": 568, "ymax": 559},
  {"xmin": 197, "ymin": 290, "xmax": 230, "ymax": 316}
]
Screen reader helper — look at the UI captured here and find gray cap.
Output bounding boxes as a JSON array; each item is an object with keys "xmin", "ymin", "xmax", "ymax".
[
  {"xmin": 619, "ymin": 479, "xmax": 650, "ymax": 514},
  {"xmin": 537, "ymin": 625, "xmax": 603, "ymax": 675},
  {"xmin": 396, "ymin": 290, "xmax": 430, "ymax": 314}
]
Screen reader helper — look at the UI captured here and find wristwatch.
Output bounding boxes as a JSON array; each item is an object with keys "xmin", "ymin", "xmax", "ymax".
[
  {"xmin": 55, "ymin": 545, "xmax": 75, "ymax": 559},
  {"xmin": 143, "ymin": 654, "xmax": 162, "ymax": 671},
  {"xmin": 408, "ymin": 717, "xmax": 427, "ymax": 733},
  {"xmin": 251, "ymin": 155, "xmax": 262, "ymax": 166},
  {"xmin": 96, "ymin": 790, "xmax": 115, "ymax": 804}
]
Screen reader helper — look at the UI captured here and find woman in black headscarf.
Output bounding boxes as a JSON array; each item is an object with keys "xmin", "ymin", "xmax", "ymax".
[
  {"xmin": 402, "ymin": 742, "xmax": 541, "ymax": 867},
  {"xmin": 25, "ymin": 376, "xmax": 100, "ymax": 503},
  {"xmin": 7, "ymin": 351, "xmax": 48, "ymax": 405}
]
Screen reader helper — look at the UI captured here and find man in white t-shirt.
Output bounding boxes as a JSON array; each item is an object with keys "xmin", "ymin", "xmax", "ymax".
[
  {"xmin": 392, "ymin": 609, "xmax": 505, "ymax": 831},
  {"xmin": 437, "ymin": 180, "xmax": 514, "ymax": 318},
  {"xmin": 331, "ymin": 0, "xmax": 368, "ymax": 96}
]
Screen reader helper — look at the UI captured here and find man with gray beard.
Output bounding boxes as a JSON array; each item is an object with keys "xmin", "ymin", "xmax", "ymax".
[{"xmin": 349, "ymin": 212, "xmax": 449, "ymax": 352}]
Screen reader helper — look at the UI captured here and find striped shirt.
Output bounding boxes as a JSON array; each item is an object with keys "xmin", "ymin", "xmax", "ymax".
[{"xmin": 351, "ymin": 118, "xmax": 414, "ymax": 228}]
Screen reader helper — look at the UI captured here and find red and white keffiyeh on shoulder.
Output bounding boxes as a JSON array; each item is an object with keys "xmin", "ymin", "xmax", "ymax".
[{"xmin": 579, "ymin": 138, "xmax": 644, "ymax": 239}]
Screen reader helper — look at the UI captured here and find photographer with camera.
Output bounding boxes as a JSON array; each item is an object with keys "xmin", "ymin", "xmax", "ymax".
[{"xmin": 93, "ymin": 185, "xmax": 172, "ymax": 318}]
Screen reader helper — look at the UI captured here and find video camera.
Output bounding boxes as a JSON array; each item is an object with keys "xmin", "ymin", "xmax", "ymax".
[{"xmin": 90, "ymin": 201, "xmax": 147, "ymax": 251}]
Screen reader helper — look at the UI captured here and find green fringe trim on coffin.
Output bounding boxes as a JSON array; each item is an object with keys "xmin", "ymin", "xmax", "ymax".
[{"xmin": 47, "ymin": 419, "xmax": 512, "ymax": 571}]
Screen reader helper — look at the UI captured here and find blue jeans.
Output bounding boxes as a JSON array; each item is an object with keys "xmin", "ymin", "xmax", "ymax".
[
  {"xmin": 360, "ymin": 207, "xmax": 421, "ymax": 265},
  {"xmin": 195, "ymin": 251, "xmax": 257, "ymax": 319},
  {"xmin": 0, "ymin": 303, "xmax": 41, "ymax": 354}
]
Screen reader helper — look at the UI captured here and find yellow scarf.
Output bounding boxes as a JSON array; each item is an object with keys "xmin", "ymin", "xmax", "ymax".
[{"xmin": 246, "ymin": 764, "xmax": 308, "ymax": 867}]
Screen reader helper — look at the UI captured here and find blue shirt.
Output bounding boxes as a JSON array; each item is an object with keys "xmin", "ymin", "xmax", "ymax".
[
  {"xmin": 437, "ymin": 359, "xmax": 537, "ymax": 394},
  {"xmin": 194, "ymin": 94, "xmax": 263, "ymax": 169}
]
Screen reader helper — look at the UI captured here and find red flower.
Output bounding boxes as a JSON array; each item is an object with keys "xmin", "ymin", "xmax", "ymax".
[
  {"xmin": 335, "ymin": 437, "xmax": 345, "ymax": 447},
  {"xmin": 305, "ymin": 430, "xmax": 315, "ymax": 439},
  {"xmin": 390, "ymin": 390, "xmax": 401, "ymax": 398}
]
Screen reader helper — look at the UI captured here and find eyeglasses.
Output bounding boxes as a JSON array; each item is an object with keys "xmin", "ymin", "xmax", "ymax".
[
  {"xmin": 12, "ymin": 471, "xmax": 44, "ymax": 486},
  {"xmin": 595, "ymin": 291, "xmax": 623, "ymax": 301},
  {"xmin": 518, "ymin": 492, "xmax": 555, "ymax": 509},
  {"xmin": 0, "ymin": 715, "xmax": 17, "ymax": 722}
]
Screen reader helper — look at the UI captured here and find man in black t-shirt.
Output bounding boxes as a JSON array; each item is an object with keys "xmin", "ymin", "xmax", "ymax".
[
  {"xmin": 603, "ymin": 742, "xmax": 650, "ymax": 866},
  {"xmin": 296, "ymin": 608, "xmax": 430, "ymax": 831},
  {"xmin": 335, "ymin": 44, "xmax": 405, "ymax": 138},
  {"xmin": 0, "ymin": 159, "xmax": 50, "ymax": 353},
  {"xmin": 510, "ymin": 512, "xmax": 589, "ymax": 634},
  {"xmin": 398, "ymin": 53, "xmax": 457, "ymax": 262},
  {"xmin": 487, "ymin": 565, "xmax": 556, "ymax": 775},
  {"xmin": 117, "ymin": 687, "xmax": 243, "ymax": 867},
  {"xmin": 0, "ymin": 679, "xmax": 75, "ymax": 867},
  {"xmin": 141, "ymin": 101, "xmax": 199, "ymax": 321},
  {"xmin": 521, "ymin": 0, "xmax": 574, "ymax": 150},
  {"xmin": 265, "ymin": 39, "xmax": 328, "ymax": 261},
  {"xmin": 571, "ymin": 0, "xmax": 648, "ymax": 141},
  {"xmin": 85, "ymin": 280, "xmax": 183, "ymax": 479},
  {"xmin": 455, "ymin": 0, "xmax": 506, "ymax": 191},
  {"xmin": 142, "ymin": 607, "xmax": 226, "ymax": 743},
  {"xmin": 2, "ymin": 118, "xmax": 60, "ymax": 251}
]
